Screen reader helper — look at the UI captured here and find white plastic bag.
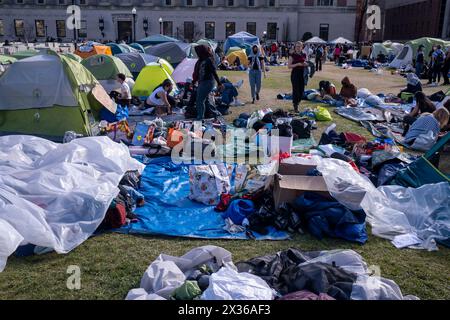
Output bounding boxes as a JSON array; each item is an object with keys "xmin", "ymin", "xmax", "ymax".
[
  {"xmin": 0, "ymin": 219, "xmax": 24, "ymax": 272},
  {"xmin": 201, "ymin": 267, "xmax": 274, "ymax": 300},
  {"xmin": 189, "ymin": 164, "xmax": 231, "ymax": 205}
]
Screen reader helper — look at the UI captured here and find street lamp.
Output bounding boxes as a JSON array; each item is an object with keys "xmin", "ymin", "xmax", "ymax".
[
  {"xmin": 99, "ymin": 18, "xmax": 105, "ymax": 39},
  {"xmin": 131, "ymin": 7, "xmax": 137, "ymax": 43},
  {"xmin": 263, "ymin": 31, "xmax": 267, "ymax": 44},
  {"xmin": 159, "ymin": 17, "xmax": 163, "ymax": 35}
]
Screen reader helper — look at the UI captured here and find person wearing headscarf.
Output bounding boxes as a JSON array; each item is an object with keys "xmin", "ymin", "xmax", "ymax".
[
  {"xmin": 247, "ymin": 45, "xmax": 266, "ymax": 104},
  {"xmin": 288, "ymin": 41, "xmax": 308, "ymax": 112},
  {"xmin": 398, "ymin": 73, "xmax": 423, "ymax": 97},
  {"xmin": 339, "ymin": 76, "xmax": 357, "ymax": 99},
  {"xmin": 192, "ymin": 44, "xmax": 223, "ymax": 120}
]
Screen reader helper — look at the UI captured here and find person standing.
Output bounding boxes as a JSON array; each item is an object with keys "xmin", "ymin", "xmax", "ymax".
[
  {"xmin": 288, "ymin": 41, "xmax": 308, "ymax": 112},
  {"xmin": 248, "ymin": 45, "xmax": 266, "ymax": 104},
  {"xmin": 442, "ymin": 47, "xmax": 450, "ymax": 85},
  {"xmin": 315, "ymin": 45, "xmax": 324, "ymax": 72},
  {"xmin": 427, "ymin": 46, "xmax": 436, "ymax": 85},
  {"xmin": 192, "ymin": 45, "xmax": 223, "ymax": 120},
  {"xmin": 415, "ymin": 45, "xmax": 425, "ymax": 78},
  {"xmin": 431, "ymin": 45, "xmax": 445, "ymax": 86}
]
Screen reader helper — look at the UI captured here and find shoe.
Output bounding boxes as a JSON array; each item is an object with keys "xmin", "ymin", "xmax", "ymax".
[
  {"xmin": 431, "ymin": 83, "xmax": 438, "ymax": 87},
  {"xmin": 252, "ymin": 98, "xmax": 255, "ymax": 104},
  {"xmin": 256, "ymin": 93, "xmax": 260, "ymax": 101}
]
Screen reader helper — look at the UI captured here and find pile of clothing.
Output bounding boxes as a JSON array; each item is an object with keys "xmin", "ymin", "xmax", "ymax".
[{"xmin": 126, "ymin": 246, "xmax": 418, "ymax": 300}]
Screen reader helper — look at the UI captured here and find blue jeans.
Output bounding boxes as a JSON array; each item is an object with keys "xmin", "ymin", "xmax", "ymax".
[
  {"xmin": 415, "ymin": 62, "xmax": 423, "ymax": 78},
  {"xmin": 249, "ymin": 69, "xmax": 262, "ymax": 99},
  {"xmin": 196, "ymin": 80, "xmax": 215, "ymax": 120}
]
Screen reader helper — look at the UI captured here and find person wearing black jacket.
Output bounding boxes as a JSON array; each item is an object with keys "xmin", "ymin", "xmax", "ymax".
[{"xmin": 192, "ymin": 45, "xmax": 223, "ymax": 120}]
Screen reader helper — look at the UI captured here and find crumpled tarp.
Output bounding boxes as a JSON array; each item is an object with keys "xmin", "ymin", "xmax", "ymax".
[
  {"xmin": 317, "ymin": 158, "xmax": 450, "ymax": 250},
  {"xmin": 117, "ymin": 157, "xmax": 289, "ymax": 240},
  {"xmin": 127, "ymin": 246, "xmax": 418, "ymax": 300},
  {"xmin": 335, "ymin": 107, "xmax": 385, "ymax": 122},
  {"xmin": 0, "ymin": 135, "xmax": 144, "ymax": 271}
]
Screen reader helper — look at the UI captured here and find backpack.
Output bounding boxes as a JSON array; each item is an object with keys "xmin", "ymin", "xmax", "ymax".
[{"xmin": 435, "ymin": 51, "xmax": 445, "ymax": 65}]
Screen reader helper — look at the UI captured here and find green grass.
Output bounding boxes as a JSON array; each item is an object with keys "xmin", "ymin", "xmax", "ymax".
[{"xmin": 0, "ymin": 65, "xmax": 449, "ymax": 300}]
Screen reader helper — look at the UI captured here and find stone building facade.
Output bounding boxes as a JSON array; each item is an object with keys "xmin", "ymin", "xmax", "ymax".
[{"xmin": 0, "ymin": 0, "xmax": 358, "ymax": 43}]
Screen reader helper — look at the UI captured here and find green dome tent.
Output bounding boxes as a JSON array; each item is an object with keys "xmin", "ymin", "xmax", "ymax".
[
  {"xmin": 10, "ymin": 49, "xmax": 40, "ymax": 60},
  {"xmin": 0, "ymin": 52, "xmax": 115, "ymax": 140},
  {"xmin": 62, "ymin": 52, "xmax": 83, "ymax": 63},
  {"xmin": 132, "ymin": 62, "xmax": 175, "ymax": 98},
  {"xmin": 81, "ymin": 54, "xmax": 132, "ymax": 93},
  {"xmin": 0, "ymin": 55, "xmax": 17, "ymax": 65},
  {"xmin": 390, "ymin": 37, "xmax": 450, "ymax": 69}
]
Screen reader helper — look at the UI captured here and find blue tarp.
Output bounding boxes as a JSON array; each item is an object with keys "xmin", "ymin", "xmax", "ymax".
[
  {"xmin": 224, "ymin": 31, "xmax": 260, "ymax": 57},
  {"xmin": 117, "ymin": 157, "xmax": 289, "ymax": 240}
]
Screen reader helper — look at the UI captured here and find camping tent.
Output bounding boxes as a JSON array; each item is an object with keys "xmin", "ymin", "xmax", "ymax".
[
  {"xmin": 390, "ymin": 37, "xmax": 450, "ymax": 69},
  {"xmin": 370, "ymin": 41, "xmax": 404, "ymax": 60},
  {"xmin": 145, "ymin": 42, "xmax": 191, "ymax": 66},
  {"xmin": 132, "ymin": 62, "xmax": 176, "ymax": 98},
  {"xmin": 81, "ymin": 54, "xmax": 132, "ymax": 93},
  {"xmin": 107, "ymin": 43, "xmax": 137, "ymax": 55},
  {"xmin": 330, "ymin": 37, "xmax": 353, "ymax": 45},
  {"xmin": 10, "ymin": 49, "xmax": 39, "ymax": 60},
  {"xmin": 62, "ymin": 52, "xmax": 83, "ymax": 63},
  {"xmin": 116, "ymin": 52, "xmax": 159, "ymax": 78},
  {"xmin": 0, "ymin": 52, "xmax": 115, "ymax": 140},
  {"xmin": 226, "ymin": 49, "xmax": 248, "ymax": 67},
  {"xmin": 305, "ymin": 36, "xmax": 327, "ymax": 44},
  {"xmin": 158, "ymin": 58, "xmax": 174, "ymax": 75},
  {"xmin": 196, "ymin": 39, "xmax": 218, "ymax": 51},
  {"xmin": 137, "ymin": 34, "xmax": 180, "ymax": 47},
  {"xmin": 172, "ymin": 58, "xmax": 198, "ymax": 83},
  {"xmin": 130, "ymin": 43, "xmax": 146, "ymax": 53},
  {"xmin": 74, "ymin": 44, "xmax": 112, "ymax": 59},
  {"xmin": 223, "ymin": 31, "xmax": 260, "ymax": 56}
]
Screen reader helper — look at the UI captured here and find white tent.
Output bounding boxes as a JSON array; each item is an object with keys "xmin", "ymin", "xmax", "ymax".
[
  {"xmin": 305, "ymin": 36, "xmax": 327, "ymax": 44},
  {"xmin": 172, "ymin": 58, "xmax": 197, "ymax": 83},
  {"xmin": 330, "ymin": 37, "xmax": 353, "ymax": 45}
]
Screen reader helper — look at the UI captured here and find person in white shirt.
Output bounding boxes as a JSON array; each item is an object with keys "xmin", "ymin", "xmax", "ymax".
[
  {"xmin": 144, "ymin": 79, "xmax": 175, "ymax": 115},
  {"xmin": 116, "ymin": 73, "xmax": 131, "ymax": 107}
]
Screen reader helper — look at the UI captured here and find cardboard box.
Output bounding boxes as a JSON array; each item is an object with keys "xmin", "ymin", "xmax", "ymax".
[{"xmin": 273, "ymin": 162, "xmax": 329, "ymax": 210}]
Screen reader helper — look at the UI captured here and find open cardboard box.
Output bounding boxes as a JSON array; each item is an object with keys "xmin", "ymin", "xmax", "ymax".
[{"xmin": 273, "ymin": 162, "xmax": 330, "ymax": 210}]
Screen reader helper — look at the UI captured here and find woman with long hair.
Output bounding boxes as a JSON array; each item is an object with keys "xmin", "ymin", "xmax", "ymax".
[
  {"xmin": 288, "ymin": 41, "xmax": 308, "ymax": 112},
  {"xmin": 192, "ymin": 44, "xmax": 223, "ymax": 120}
]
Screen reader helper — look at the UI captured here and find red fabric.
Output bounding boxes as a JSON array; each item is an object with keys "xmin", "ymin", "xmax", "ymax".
[
  {"xmin": 214, "ymin": 193, "xmax": 233, "ymax": 212},
  {"xmin": 343, "ymin": 132, "xmax": 367, "ymax": 145},
  {"xmin": 103, "ymin": 203, "xmax": 127, "ymax": 228}
]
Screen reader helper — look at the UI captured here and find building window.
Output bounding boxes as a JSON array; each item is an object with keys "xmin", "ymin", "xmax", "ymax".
[
  {"xmin": 165, "ymin": 0, "xmax": 172, "ymax": 5},
  {"xmin": 268, "ymin": 0, "xmax": 275, "ymax": 6},
  {"xmin": 205, "ymin": 21, "xmax": 215, "ymax": 39},
  {"xmin": 267, "ymin": 22, "xmax": 277, "ymax": 40},
  {"xmin": 56, "ymin": 20, "xmax": 66, "ymax": 38},
  {"xmin": 163, "ymin": 21, "xmax": 173, "ymax": 36},
  {"xmin": 225, "ymin": 22, "xmax": 235, "ymax": 38},
  {"xmin": 36, "ymin": 0, "xmax": 45, "ymax": 4},
  {"xmin": 14, "ymin": 19, "xmax": 25, "ymax": 37},
  {"xmin": 319, "ymin": 23, "xmax": 329, "ymax": 41},
  {"xmin": 77, "ymin": 20, "xmax": 87, "ymax": 38},
  {"xmin": 35, "ymin": 20, "xmax": 45, "ymax": 37},
  {"xmin": 317, "ymin": 0, "xmax": 333, "ymax": 6},
  {"xmin": 16, "ymin": 0, "xmax": 24, "ymax": 3},
  {"xmin": 184, "ymin": 21, "xmax": 194, "ymax": 41},
  {"xmin": 227, "ymin": 0, "xmax": 234, "ymax": 6},
  {"xmin": 79, "ymin": 0, "xmax": 87, "ymax": 5},
  {"xmin": 248, "ymin": 0, "xmax": 255, "ymax": 6},
  {"xmin": 207, "ymin": 0, "xmax": 213, "ymax": 5},
  {"xmin": 247, "ymin": 22, "xmax": 256, "ymax": 35},
  {"xmin": 0, "ymin": 20, "xmax": 4, "ymax": 36},
  {"xmin": 58, "ymin": 0, "xmax": 66, "ymax": 4},
  {"xmin": 186, "ymin": 0, "xmax": 192, "ymax": 5}
]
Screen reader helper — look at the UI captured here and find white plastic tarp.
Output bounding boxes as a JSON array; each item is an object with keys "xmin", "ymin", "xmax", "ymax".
[
  {"xmin": 0, "ymin": 135, "xmax": 144, "ymax": 271},
  {"xmin": 0, "ymin": 55, "xmax": 77, "ymax": 110},
  {"xmin": 317, "ymin": 158, "xmax": 450, "ymax": 250}
]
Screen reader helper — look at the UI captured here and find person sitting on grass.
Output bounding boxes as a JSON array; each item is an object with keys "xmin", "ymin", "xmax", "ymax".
[
  {"xmin": 338, "ymin": 76, "xmax": 357, "ymax": 106},
  {"xmin": 402, "ymin": 91, "xmax": 436, "ymax": 136},
  {"xmin": 404, "ymin": 108, "xmax": 449, "ymax": 145},
  {"xmin": 398, "ymin": 73, "xmax": 423, "ymax": 97},
  {"xmin": 218, "ymin": 56, "xmax": 231, "ymax": 70},
  {"xmin": 116, "ymin": 73, "xmax": 132, "ymax": 107},
  {"xmin": 144, "ymin": 79, "xmax": 176, "ymax": 116}
]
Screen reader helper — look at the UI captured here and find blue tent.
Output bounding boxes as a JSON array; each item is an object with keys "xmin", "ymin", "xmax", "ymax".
[
  {"xmin": 137, "ymin": 34, "xmax": 180, "ymax": 47},
  {"xmin": 115, "ymin": 52, "xmax": 159, "ymax": 78},
  {"xmin": 224, "ymin": 31, "xmax": 260, "ymax": 56},
  {"xmin": 130, "ymin": 43, "xmax": 146, "ymax": 53},
  {"xmin": 106, "ymin": 43, "xmax": 137, "ymax": 55}
]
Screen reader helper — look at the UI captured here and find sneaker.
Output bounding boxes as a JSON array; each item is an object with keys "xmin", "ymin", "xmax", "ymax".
[
  {"xmin": 431, "ymin": 82, "xmax": 438, "ymax": 87},
  {"xmin": 252, "ymin": 98, "xmax": 255, "ymax": 104},
  {"xmin": 256, "ymin": 93, "xmax": 260, "ymax": 101}
]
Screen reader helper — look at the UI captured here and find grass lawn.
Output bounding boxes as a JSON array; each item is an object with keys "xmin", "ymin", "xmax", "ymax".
[{"xmin": 0, "ymin": 63, "xmax": 449, "ymax": 300}]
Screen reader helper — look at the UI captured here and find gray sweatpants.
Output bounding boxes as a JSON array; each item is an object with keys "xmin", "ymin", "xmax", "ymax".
[{"xmin": 249, "ymin": 69, "xmax": 262, "ymax": 99}]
